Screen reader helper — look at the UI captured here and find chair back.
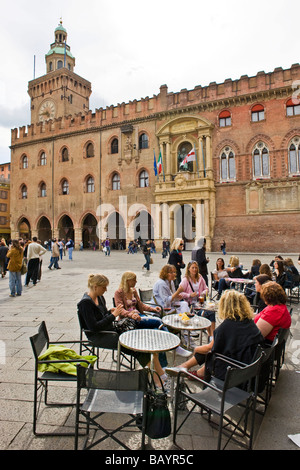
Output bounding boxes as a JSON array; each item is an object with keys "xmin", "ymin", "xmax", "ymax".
[
  {"xmin": 77, "ymin": 365, "xmax": 148, "ymax": 392},
  {"xmin": 30, "ymin": 321, "xmax": 49, "ymax": 360},
  {"xmin": 139, "ymin": 289, "xmax": 153, "ymax": 303},
  {"xmin": 223, "ymin": 353, "xmax": 263, "ymax": 392}
]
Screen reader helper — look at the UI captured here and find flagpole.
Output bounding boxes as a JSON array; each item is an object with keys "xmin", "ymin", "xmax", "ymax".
[
  {"xmin": 194, "ymin": 145, "xmax": 200, "ymax": 177},
  {"xmin": 201, "ymin": 140, "xmax": 206, "ymax": 178}
]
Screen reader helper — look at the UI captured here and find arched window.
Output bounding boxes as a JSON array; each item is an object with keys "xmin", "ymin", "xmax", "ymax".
[
  {"xmin": 62, "ymin": 179, "xmax": 69, "ymax": 195},
  {"xmin": 251, "ymin": 104, "xmax": 265, "ymax": 122},
  {"xmin": 219, "ymin": 110, "xmax": 231, "ymax": 127},
  {"xmin": 21, "ymin": 184, "xmax": 27, "ymax": 199},
  {"xmin": 139, "ymin": 170, "xmax": 149, "ymax": 188},
  {"xmin": 139, "ymin": 133, "xmax": 149, "ymax": 150},
  {"xmin": 286, "ymin": 98, "xmax": 300, "ymax": 116},
  {"xmin": 86, "ymin": 143, "xmax": 94, "ymax": 158},
  {"xmin": 220, "ymin": 147, "xmax": 236, "ymax": 181},
  {"xmin": 40, "ymin": 152, "xmax": 47, "ymax": 166},
  {"xmin": 253, "ymin": 142, "xmax": 269, "ymax": 178},
  {"xmin": 22, "ymin": 155, "xmax": 28, "ymax": 169},
  {"xmin": 111, "ymin": 138, "xmax": 119, "ymax": 154},
  {"xmin": 289, "ymin": 136, "xmax": 300, "ymax": 174},
  {"xmin": 112, "ymin": 173, "xmax": 120, "ymax": 190},
  {"xmin": 57, "ymin": 60, "xmax": 63, "ymax": 69},
  {"xmin": 40, "ymin": 182, "xmax": 47, "ymax": 197},
  {"xmin": 86, "ymin": 176, "xmax": 95, "ymax": 193},
  {"xmin": 61, "ymin": 147, "xmax": 69, "ymax": 162}
]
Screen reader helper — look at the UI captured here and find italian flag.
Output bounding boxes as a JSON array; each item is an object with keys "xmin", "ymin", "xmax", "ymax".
[{"xmin": 157, "ymin": 151, "xmax": 162, "ymax": 174}]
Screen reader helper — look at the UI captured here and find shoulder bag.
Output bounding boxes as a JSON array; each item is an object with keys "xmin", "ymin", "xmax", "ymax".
[{"xmin": 144, "ymin": 370, "xmax": 171, "ymax": 439}]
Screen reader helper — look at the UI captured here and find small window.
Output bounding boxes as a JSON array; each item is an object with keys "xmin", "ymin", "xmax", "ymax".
[
  {"xmin": 62, "ymin": 147, "xmax": 69, "ymax": 162},
  {"xmin": 289, "ymin": 136, "xmax": 300, "ymax": 174},
  {"xmin": 57, "ymin": 60, "xmax": 63, "ymax": 69},
  {"xmin": 220, "ymin": 147, "xmax": 236, "ymax": 181},
  {"xmin": 21, "ymin": 184, "xmax": 28, "ymax": 199},
  {"xmin": 219, "ymin": 110, "xmax": 231, "ymax": 127},
  {"xmin": 86, "ymin": 143, "xmax": 94, "ymax": 158},
  {"xmin": 286, "ymin": 98, "xmax": 300, "ymax": 116},
  {"xmin": 62, "ymin": 179, "xmax": 69, "ymax": 195},
  {"xmin": 111, "ymin": 138, "xmax": 119, "ymax": 154},
  {"xmin": 40, "ymin": 152, "xmax": 47, "ymax": 166},
  {"xmin": 251, "ymin": 104, "xmax": 265, "ymax": 122},
  {"xmin": 22, "ymin": 155, "xmax": 28, "ymax": 169},
  {"xmin": 86, "ymin": 176, "xmax": 95, "ymax": 193},
  {"xmin": 139, "ymin": 170, "xmax": 149, "ymax": 187},
  {"xmin": 253, "ymin": 142, "xmax": 269, "ymax": 178},
  {"xmin": 112, "ymin": 173, "xmax": 120, "ymax": 190},
  {"xmin": 139, "ymin": 133, "xmax": 149, "ymax": 150},
  {"xmin": 40, "ymin": 183, "xmax": 47, "ymax": 197}
]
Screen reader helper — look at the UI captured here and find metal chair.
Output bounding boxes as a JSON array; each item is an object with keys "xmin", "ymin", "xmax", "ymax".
[
  {"xmin": 75, "ymin": 365, "xmax": 148, "ymax": 450},
  {"xmin": 210, "ymin": 272, "xmax": 219, "ymax": 300},
  {"xmin": 138, "ymin": 289, "xmax": 164, "ymax": 317},
  {"xmin": 273, "ymin": 328, "xmax": 290, "ymax": 382},
  {"xmin": 173, "ymin": 352, "xmax": 264, "ymax": 450},
  {"xmin": 30, "ymin": 321, "xmax": 90, "ymax": 436},
  {"xmin": 254, "ymin": 340, "xmax": 278, "ymax": 415}
]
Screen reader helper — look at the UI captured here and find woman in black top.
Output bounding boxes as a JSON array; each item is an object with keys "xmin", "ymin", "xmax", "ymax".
[{"xmin": 168, "ymin": 238, "xmax": 185, "ymax": 288}]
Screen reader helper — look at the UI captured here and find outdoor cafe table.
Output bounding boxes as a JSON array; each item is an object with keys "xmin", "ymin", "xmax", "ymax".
[
  {"xmin": 228, "ymin": 278, "xmax": 255, "ymax": 292},
  {"xmin": 117, "ymin": 328, "xmax": 180, "ymax": 371},
  {"xmin": 162, "ymin": 314, "xmax": 211, "ymax": 349}
]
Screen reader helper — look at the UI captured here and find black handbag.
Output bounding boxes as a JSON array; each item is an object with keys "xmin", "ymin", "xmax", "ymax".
[
  {"xmin": 114, "ymin": 317, "xmax": 136, "ymax": 335},
  {"xmin": 144, "ymin": 371, "xmax": 171, "ymax": 439}
]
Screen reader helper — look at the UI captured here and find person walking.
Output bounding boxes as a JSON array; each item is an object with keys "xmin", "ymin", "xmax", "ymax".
[
  {"xmin": 142, "ymin": 239, "xmax": 151, "ymax": 271},
  {"xmin": 104, "ymin": 237, "xmax": 110, "ymax": 256},
  {"xmin": 48, "ymin": 239, "xmax": 61, "ymax": 269},
  {"xmin": 220, "ymin": 239, "xmax": 226, "ymax": 255},
  {"xmin": 0, "ymin": 240, "xmax": 8, "ymax": 278},
  {"xmin": 6, "ymin": 240, "xmax": 23, "ymax": 297},
  {"xmin": 25, "ymin": 237, "xmax": 47, "ymax": 286}
]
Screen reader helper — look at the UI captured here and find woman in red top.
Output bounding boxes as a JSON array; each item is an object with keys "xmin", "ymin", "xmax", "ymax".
[{"xmin": 254, "ymin": 281, "xmax": 291, "ymax": 344}]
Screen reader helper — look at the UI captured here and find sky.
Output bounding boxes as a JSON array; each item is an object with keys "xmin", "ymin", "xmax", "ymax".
[{"xmin": 0, "ymin": 0, "xmax": 300, "ymax": 164}]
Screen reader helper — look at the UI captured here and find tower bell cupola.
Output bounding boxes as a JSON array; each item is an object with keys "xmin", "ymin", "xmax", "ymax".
[{"xmin": 45, "ymin": 20, "xmax": 75, "ymax": 73}]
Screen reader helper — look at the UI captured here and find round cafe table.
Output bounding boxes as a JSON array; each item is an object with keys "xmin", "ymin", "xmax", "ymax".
[
  {"xmin": 162, "ymin": 314, "xmax": 211, "ymax": 349},
  {"xmin": 117, "ymin": 328, "xmax": 180, "ymax": 371}
]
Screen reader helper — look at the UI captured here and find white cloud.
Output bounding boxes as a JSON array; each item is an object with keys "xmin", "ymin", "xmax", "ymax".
[{"xmin": 1, "ymin": 0, "xmax": 300, "ymax": 163}]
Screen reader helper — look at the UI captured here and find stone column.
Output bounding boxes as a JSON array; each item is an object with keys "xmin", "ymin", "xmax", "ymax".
[
  {"xmin": 198, "ymin": 136, "xmax": 204, "ymax": 176},
  {"xmin": 195, "ymin": 200, "xmax": 204, "ymax": 241},
  {"xmin": 206, "ymin": 135, "xmax": 213, "ymax": 178}
]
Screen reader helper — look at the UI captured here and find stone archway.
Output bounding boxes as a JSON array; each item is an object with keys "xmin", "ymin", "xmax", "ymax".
[
  {"xmin": 105, "ymin": 212, "xmax": 126, "ymax": 250},
  {"xmin": 37, "ymin": 216, "xmax": 52, "ymax": 244},
  {"xmin": 57, "ymin": 215, "xmax": 74, "ymax": 243},
  {"xmin": 132, "ymin": 210, "xmax": 154, "ymax": 244},
  {"xmin": 18, "ymin": 217, "xmax": 31, "ymax": 240},
  {"xmin": 82, "ymin": 213, "xmax": 98, "ymax": 249}
]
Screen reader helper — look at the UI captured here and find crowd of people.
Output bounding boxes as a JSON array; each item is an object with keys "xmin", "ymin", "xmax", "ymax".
[{"xmin": 0, "ymin": 236, "xmax": 75, "ymax": 297}]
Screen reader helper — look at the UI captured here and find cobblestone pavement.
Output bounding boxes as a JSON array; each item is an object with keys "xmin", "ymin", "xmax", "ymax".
[{"xmin": 0, "ymin": 249, "xmax": 299, "ymax": 451}]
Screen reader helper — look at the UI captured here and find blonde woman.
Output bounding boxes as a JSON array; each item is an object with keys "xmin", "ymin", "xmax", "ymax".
[
  {"xmin": 166, "ymin": 290, "xmax": 263, "ymax": 380},
  {"xmin": 168, "ymin": 238, "xmax": 185, "ymax": 288},
  {"xmin": 77, "ymin": 273, "xmax": 167, "ymax": 386},
  {"xmin": 7, "ymin": 240, "xmax": 23, "ymax": 297},
  {"xmin": 217, "ymin": 255, "xmax": 245, "ymax": 299}
]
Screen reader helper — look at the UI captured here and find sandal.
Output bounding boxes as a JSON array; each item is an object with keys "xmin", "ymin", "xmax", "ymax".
[{"xmin": 187, "ymin": 370, "xmax": 203, "ymax": 381}]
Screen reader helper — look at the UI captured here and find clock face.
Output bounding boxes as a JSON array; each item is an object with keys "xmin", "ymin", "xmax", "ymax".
[{"xmin": 39, "ymin": 100, "xmax": 56, "ymax": 122}]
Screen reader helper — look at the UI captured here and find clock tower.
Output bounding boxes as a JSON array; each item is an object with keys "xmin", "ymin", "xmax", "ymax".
[{"xmin": 28, "ymin": 21, "xmax": 92, "ymax": 124}]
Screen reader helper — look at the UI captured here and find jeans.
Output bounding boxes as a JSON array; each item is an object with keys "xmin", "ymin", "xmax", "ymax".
[
  {"xmin": 68, "ymin": 247, "xmax": 73, "ymax": 259},
  {"xmin": 9, "ymin": 271, "xmax": 22, "ymax": 296},
  {"xmin": 143, "ymin": 254, "xmax": 150, "ymax": 270},
  {"xmin": 105, "ymin": 246, "xmax": 110, "ymax": 256},
  {"xmin": 59, "ymin": 248, "xmax": 63, "ymax": 260},
  {"xmin": 49, "ymin": 256, "xmax": 59, "ymax": 269}
]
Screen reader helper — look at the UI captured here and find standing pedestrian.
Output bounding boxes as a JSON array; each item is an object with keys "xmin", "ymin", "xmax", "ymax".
[
  {"xmin": 168, "ymin": 238, "xmax": 185, "ymax": 288},
  {"xmin": 191, "ymin": 237, "xmax": 209, "ymax": 286},
  {"xmin": 6, "ymin": 240, "xmax": 23, "ymax": 297},
  {"xmin": 66, "ymin": 238, "xmax": 74, "ymax": 260},
  {"xmin": 104, "ymin": 237, "xmax": 110, "ymax": 256},
  {"xmin": 0, "ymin": 241, "xmax": 8, "ymax": 278},
  {"xmin": 58, "ymin": 239, "xmax": 64, "ymax": 260},
  {"xmin": 48, "ymin": 239, "xmax": 61, "ymax": 269},
  {"xmin": 25, "ymin": 237, "xmax": 47, "ymax": 286},
  {"xmin": 142, "ymin": 239, "xmax": 151, "ymax": 271},
  {"xmin": 220, "ymin": 239, "xmax": 226, "ymax": 255}
]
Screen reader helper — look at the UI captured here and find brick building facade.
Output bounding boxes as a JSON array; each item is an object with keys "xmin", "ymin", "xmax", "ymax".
[{"xmin": 9, "ymin": 22, "xmax": 300, "ymax": 252}]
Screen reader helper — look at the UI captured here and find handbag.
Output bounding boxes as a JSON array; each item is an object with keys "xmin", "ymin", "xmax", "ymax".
[
  {"xmin": 21, "ymin": 259, "xmax": 27, "ymax": 275},
  {"xmin": 144, "ymin": 371, "xmax": 171, "ymax": 439},
  {"xmin": 114, "ymin": 317, "xmax": 136, "ymax": 334},
  {"xmin": 150, "ymin": 257, "xmax": 153, "ymax": 264}
]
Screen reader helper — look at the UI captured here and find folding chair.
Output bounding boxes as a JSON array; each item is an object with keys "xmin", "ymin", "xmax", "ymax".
[
  {"xmin": 173, "ymin": 353, "xmax": 264, "ymax": 450},
  {"xmin": 75, "ymin": 365, "xmax": 148, "ymax": 450},
  {"xmin": 273, "ymin": 328, "xmax": 290, "ymax": 382},
  {"xmin": 254, "ymin": 340, "xmax": 278, "ymax": 415},
  {"xmin": 210, "ymin": 272, "xmax": 219, "ymax": 300},
  {"xmin": 30, "ymin": 321, "xmax": 91, "ymax": 436}
]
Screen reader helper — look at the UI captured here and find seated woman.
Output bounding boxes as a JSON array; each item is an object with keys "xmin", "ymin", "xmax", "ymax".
[
  {"xmin": 273, "ymin": 260, "xmax": 286, "ymax": 288},
  {"xmin": 166, "ymin": 290, "xmax": 264, "ymax": 381},
  {"xmin": 77, "ymin": 274, "xmax": 168, "ymax": 386},
  {"xmin": 212, "ymin": 257, "xmax": 229, "ymax": 290},
  {"xmin": 216, "ymin": 256, "xmax": 245, "ymax": 299},
  {"xmin": 152, "ymin": 264, "xmax": 184, "ymax": 309},
  {"xmin": 114, "ymin": 271, "xmax": 162, "ymax": 328},
  {"xmin": 174, "ymin": 261, "xmax": 215, "ymax": 338},
  {"xmin": 252, "ymin": 274, "xmax": 271, "ymax": 313},
  {"xmin": 259, "ymin": 263, "xmax": 273, "ymax": 279},
  {"xmin": 249, "ymin": 259, "xmax": 261, "ymax": 279},
  {"xmin": 254, "ymin": 281, "xmax": 291, "ymax": 345}
]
